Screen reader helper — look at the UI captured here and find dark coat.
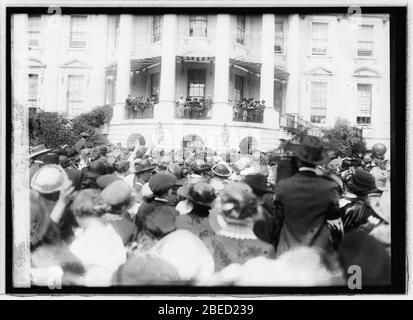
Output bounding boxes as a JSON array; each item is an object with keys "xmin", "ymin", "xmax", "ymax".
[
  {"xmin": 275, "ymin": 170, "xmax": 341, "ymax": 256},
  {"xmin": 101, "ymin": 213, "xmax": 138, "ymax": 245},
  {"xmin": 65, "ymin": 168, "xmax": 82, "ymax": 191}
]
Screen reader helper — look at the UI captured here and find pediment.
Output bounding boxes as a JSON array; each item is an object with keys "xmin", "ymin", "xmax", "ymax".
[
  {"xmin": 353, "ymin": 67, "xmax": 381, "ymax": 78},
  {"xmin": 60, "ymin": 59, "xmax": 91, "ymax": 69},
  {"xmin": 305, "ymin": 66, "xmax": 334, "ymax": 76},
  {"xmin": 28, "ymin": 58, "xmax": 46, "ymax": 68}
]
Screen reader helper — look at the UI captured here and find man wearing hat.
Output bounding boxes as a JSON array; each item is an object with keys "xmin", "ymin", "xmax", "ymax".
[
  {"xmin": 135, "ymin": 173, "xmax": 178, "ymax": 233},
  {"xmin": 274, "ymin": 135, "xmax": 342, "ymax": 256},
  {"xmin": 73, "ymin": 132, "xmax": 91, "ymax": 154},
  {"xmin": 29, "ymin": 144, "xmax": 52, "ymax": 181}
]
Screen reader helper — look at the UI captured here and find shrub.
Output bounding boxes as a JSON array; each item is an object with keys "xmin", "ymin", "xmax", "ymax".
[{"xmin": 322, "ymin": 118, "xmax": 367, "ymax": 157}]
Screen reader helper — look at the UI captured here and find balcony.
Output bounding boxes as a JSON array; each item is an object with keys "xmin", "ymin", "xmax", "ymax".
[
  {"xmin": 280, "ymin": 113, "xmax": 323, "ymax": 137},
  {"xmin": 232, "ymin": 99, "xmax": 264, "ymax": 124},
  {"xmin": 175, "ymin": 97, "xmax": 212, "ymax": 120},
  {"xmin": 125, "ymin": 95, "xmax": 157, "ymax": 119}
]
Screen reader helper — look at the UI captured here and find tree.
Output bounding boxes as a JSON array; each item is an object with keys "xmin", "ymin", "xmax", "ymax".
[{"xmin": 322, "ymin": 118, "xmax": 367, "ymax": 157}]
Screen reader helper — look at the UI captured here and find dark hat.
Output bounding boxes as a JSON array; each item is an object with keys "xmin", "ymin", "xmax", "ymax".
[
  {"xmin": 29, "ymin": 144, "xmax": 52, "ymax": 159},
  {"xmin": 39, "ymin": 152, "xmax": 60, "ymax": 165},
  {"xmin": 114, "ymin": 255, "xmax": 181, "ymax": 285},
  {"xmin": 134, "ymin": 159, "xmax": 156, "ymax": 174},
  {"xmin": 149, "ymin": 173, "xmax": 177, "ymax": 196},
  {"xmin": 211, "ymin": 162, "xmax": 233, "ymax": 178},
  {"xmin": 177, "ymin": 182, "xmax": 216, "ymax": 208},
  {"xmin": 100, "ymin": 146, "xmax": 108, "ymax": 156},
  {"xmin": 101, "ymin": 180, "xmax": 135, "ymax": 206},
  {"xmin": 290, "ymin": 135, "xmax": 329, "ymax": 165},
  {"xmin": 115, "ymin": 160, "xmax": 130, "ymax": 173},
  {"xmin": 96, "ymin": 174, "xmax": 122, "ymax": 189},
  {"xmin": 190, "ymin": 159, "xmax": 210, "ymax": 174},
  {"xmin": 167, "ymin": 163, "xmax": 187, "ymax": 186},
  {"xmin": 338, "ymin": 230, "xmax": 391, "ymax": 285},
  {"xmin": 87, "ymin": 160, "xmax": 107, "ymax": 178},
  {"xmin": 346, "ymin": 168, "xmax": 378, "ymax": 195},
  {"xmin": 243, "ymin": 174, "xmax": 274, "ymax": 195},
  {"xmin": 80, "ymin": 132, "xmax": 90, "ymax": 137},
  {"xmin": 58, "ymin": 155, "xmax": 70, "ymax": 168}
]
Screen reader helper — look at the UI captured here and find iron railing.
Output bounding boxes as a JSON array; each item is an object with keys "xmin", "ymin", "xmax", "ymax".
[
  {"xmin": 125, "ymin": 95, "xmax": 158, "ymax": 119},
  {"xmin": 175, "ymin": 97, "xmax": 212, "ymax": 120},
  {"xmin": 232, "ymin": 99, "xmax": 265, "ymax": 123}
]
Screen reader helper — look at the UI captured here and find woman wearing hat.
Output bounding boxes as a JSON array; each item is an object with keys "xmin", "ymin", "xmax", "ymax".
[
  {"xmin": 340, "ymin": 168, "xmax": 386, "ymax": 234},
  {"xmin": 202, "ymin": 182, "xmax": 276, "ymax": 272},
  {"xmin": 175, "ymin": 182, "xmax": 216, "ymax": 240}
]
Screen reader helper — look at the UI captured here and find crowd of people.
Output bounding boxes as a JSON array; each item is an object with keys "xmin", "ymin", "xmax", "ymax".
[{"xmin": 29, "ymin": 132, "xmax": 391, "ymax": 287}]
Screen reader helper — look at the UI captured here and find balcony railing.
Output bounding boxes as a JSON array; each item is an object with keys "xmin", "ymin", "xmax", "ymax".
[
  {"xmin": 232, "ymin": 98, "xmax": 265, "ymax": 123},
  {"xmin": 279, "ymin": 113, "xmax": 323, "ymax": 137},
  {"xmin": 125, "ymin": 95, "xmax": 158, "ymax": 119},
  {"xmin": 175, "ymin": 97, "xmax": 212, "ymax": 120}
]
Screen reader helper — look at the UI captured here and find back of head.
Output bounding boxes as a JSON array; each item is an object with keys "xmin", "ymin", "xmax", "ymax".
[{"xmin": 71, "ymin": 189, "xmax": 108, "ymax": 218}]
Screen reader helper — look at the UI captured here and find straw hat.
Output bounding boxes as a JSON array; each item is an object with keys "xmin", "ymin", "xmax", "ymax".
[{"xmin": 31, "ymin": 164, "xmax": 69, "ymax": 194}]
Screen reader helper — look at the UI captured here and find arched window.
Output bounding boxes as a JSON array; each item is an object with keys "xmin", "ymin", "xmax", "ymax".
[
  {"xmin": 126, "ymin": 133, "xmax": 146, "ymax": 149},
  {"xmin": 239, "ymin": 136, "xmax": 258, "ymax": 155},
  {"xmin": 182, "ymin": 134, "xmax": 205, "ymax": 156}
]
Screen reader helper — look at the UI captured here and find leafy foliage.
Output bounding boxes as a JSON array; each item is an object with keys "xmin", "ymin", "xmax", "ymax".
[
  {"xmin": 321, "ymin": 118, "xmax": 367, "ymax": 157},
  {"xmin": 29, "ymin": 105, "xmax": 113, "ymax": 149}
]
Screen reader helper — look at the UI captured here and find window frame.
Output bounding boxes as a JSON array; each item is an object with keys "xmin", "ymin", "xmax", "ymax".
[
  {"xmin": 69, "ymin": 15, "xmax": 88, "ymax": 48},
  {"xmin": 310, "ymin": 81, "xmax": 328, "ymax": 124},
  {"xmin": 28, "ymin": 15, "xmax": 42, "ymax": 49},
  {"xmin": 357, "ymin": 24, "xmax": 374, "ymax": 57},
  {"xmin": 235, "ymin": 15, "xmax": 246, "ymax": 46},
  {"xmin": 66, "ymin": 74, "xmax": 86, "ymax": 116},
  {"xmin": 28, "ymin": 73, "xmax": 40, "ymax": 109},
  {"xmin": 274, "ymin": 21, "xmax": 284, "ymax": 53},
  {"xmin": 152, "ymin": 15, "xmax": 163, "ymax": 43},
  {"xmin": 311, "ymin": 21, "xmax": 329, "ymax": 56},
  {"xmin": 234, "ymin": 74, "xmax": 244, "ymax": 102},
  {"xmin": 187, "ymin": 69, "xmax": 207, "ymax": 99},
  {"xmin": 189, "ymin": 15, "xmax": 208, "ymax": 38},
  {"xmin": 356, "ymin": 83, "xmax": 373, "ymax": 125}
]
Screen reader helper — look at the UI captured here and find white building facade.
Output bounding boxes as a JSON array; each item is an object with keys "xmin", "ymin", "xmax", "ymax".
[{"xmin": 13, "ymin": 13, "xmax": 390, "ymax": 155}]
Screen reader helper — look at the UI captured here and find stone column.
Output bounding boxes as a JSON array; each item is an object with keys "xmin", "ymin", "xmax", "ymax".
[
  {"xmin": 154, "ymin": 14, "xmax": 178, "ymax": 121},
  {"xmin": 285, "ymin": 14, "xmax": 301, "ymax": 115},
  {"xmin": 260, "ymin": 14, "xmax": 279, "ymax": 128},
  {"xmin": 12, "ymin": 14, "xmax": 31, "ymax": 288},
  {"xmin": 212, "ymin": 14, "xmax": 232, "ymax": 123},
  {"xmin": 112, "ymin": 14, "xmax": 133, "ymax": 123}
]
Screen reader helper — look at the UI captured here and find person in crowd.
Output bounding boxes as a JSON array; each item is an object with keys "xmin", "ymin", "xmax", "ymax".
[
  {"xmin": 80, "ymin": 159, "xmax": 107, "ymax": 190},
  {"xmin": 203, "ymin": 182, "xmax": 276, "ymax": 272},
  {"xmin": 69, "ymin": 189, "xmax": 127, "ymax": 286},
  {"xmin": 73, "ymin": 131, "xmax": 91, "ymax": 154},
  {"xmin": 210, "ymin": 161, "xmax": 233, "ymax": 192},
  {"xmin": 97, "ymin": 176, "xmax": 139, "ymax": 245},
  {"xmin": 136, "ymin": 173, "xmax": 178, "ymax": 231},
  {"xmin": 274, "ymin": 136, "xmax": 342, "ymax": 257},
  {"xmin": 31, "ymin": 164, "xmax": 77, "ymax": 243},
  {"xmin": 130, "ymin": 159, "xmax": 156, "ymax": 193},
  {"xmin": 340, "ymin": 168, "xmax": 384, "ymax": 233},
  {"xmin": 175, "ymin": 182, "xmax": 216, "ymax": 239},
  {"xmin": 29, "ymin": 144, "xmax": 52, "ymax": 181},
  {"xmin": 59, "ymin": 155, "xmax": 82, "ymax": 191},
  {"xmin": 243, "ymin": 174, "xmax": 280, "ymax": 247}
]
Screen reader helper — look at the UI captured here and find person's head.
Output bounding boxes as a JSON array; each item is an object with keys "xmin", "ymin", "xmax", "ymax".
[
  {"xmin": 114, "ymin": 160, "xmax": 130, "ymax": 176},
  {"xmin": 31, "ymin": 164, "xmax": 69, "ymax": 201},
  {"xmin": 345, "ymin": 168, "xmax": 379, "ymax": 197},
  {"xmin": 59, "ymin": 155, "xmax": 71, "ymax": 169},
  {"xmin": 211, "ymin": 182, "xmax": 258, "ymax": 226},
  {"xmin": 177, "ymin": 182, "xmax": 216, "ymax": 216},
  {"xmin": 100, "ymin": 180, "xmax": 137, "ymax": 214},
  {"xmin": 243, "ymin": 174, "xmax": 274, "ymax": 198},
  {"xmin": 71, "ymin": 189, "xmax": 109, "ymax": 228},
  {"xmin": 291, "ymin": 135, "xmax": 329, "ymax": 169},
  {"xmin": 149, "ymin": 173, "xmax": 177, "ymax": 199}
]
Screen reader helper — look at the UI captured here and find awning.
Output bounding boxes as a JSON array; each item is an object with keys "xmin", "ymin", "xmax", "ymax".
[
  {"xmin": 130, "ymin": 56, "xmax": 161, "ymax": 72},
  {"xmin": 275, "ymin": 66, "xmax": 289, "ymax": 81},
  {"xmin": 229, "ymin": 58, "xmax": 262, "ymax": 75},
  {"xmin": 176, "ymin": 56, "xmax": 215, "ymax": 63}
]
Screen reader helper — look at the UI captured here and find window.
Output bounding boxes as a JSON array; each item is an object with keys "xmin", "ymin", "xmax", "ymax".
[
  {"xmin": 189, "ymin": 15, "xmax": 208, "ymax": 37},
  {"xmin": 151, "ymin": 72, "xmax": 160, "ymax": 97},
  {"xmin": 310, "ymin": 82, "xmax": 327, "ymax": 123},
  {"xmin": 357, "ymin": 84, "xmax": 372, "ymax": 124},
  {"xmin": 235, "ymin": 15, "xmax": 245, "ymax": 45},
  {"xmin": 311, "ymin": 22, "xmax": 328, "ymax": 55},
  {"xmin": 234, "ymin": 75, "xmax": 244, "ymax": 102},
  {"xmin": 274, "ymin": 81, "xmax": 283, "ymax": 111},
  {"xmin": 28, "ymin": 74, "xmax": 39, "ymax": 108},
  {"xmin": 69, "ymin": 16, "xmax": 87, "ymax": 48},
  {"xmin": 28, "ymin": 15, "xmax": 41, "ymax": 47},
  {"xmin": 274, "ymin": 22, "xmax": 284, "ymax": 52},
  {"xmin": 357, "ymin": 24, "xmax": 374, "ymax": 57},
  {"xmin": 153, "ymin": 15, "xmax": 163, "ymax": 42},
  {"xmin": 67, "ymin": 75, "xmax": 85, "ymax": 116},
  {"xmin": 187, "ymin": 69, "xmax": 206, "ymax": 99},
  {"xmin": 112, "ymin": 15, "xmax": 120, "ymax": 49}
]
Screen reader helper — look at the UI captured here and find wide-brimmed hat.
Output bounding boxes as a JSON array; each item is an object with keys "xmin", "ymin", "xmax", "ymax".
[
  {"xmin": 211, "ymin": 162, "xmax": 233, "ymax": 178},
  {"xmin": 177, "ymin": 182, "xmax": 216, "ymax": 208},
  {"xmin": 96, "ymin": 174, "xmax": 123, "ymax": 189},
  {"xmin": 289, "ymin": 136, "xmax": 329, "ymax": 165},
  {"xmin": 31, "ymin": 164, "xmax": 69, "ymax": 194},
  {"xmin": 346, "ymin": 168, "xmax": 378, "ymax": 195},
  {"xmin": 243, "ymin": 174, "xmax": 274, "ymax": 195},
  {"xmin": 134, "ymin": 159, "xmax": 156, "ymax": 174},
  {"xmin": 29, "ymin": 144, "xmax": 52, "ymax": 159},
  {"xmin": 190, "ymin": 159, "xmax": 211, "ymax": 174}
]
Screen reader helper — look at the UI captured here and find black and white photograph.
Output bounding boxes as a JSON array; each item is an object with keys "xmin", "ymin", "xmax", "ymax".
[{"xmin": 2, "ymin": 0, "xmax": 408, "ymax": 297}]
